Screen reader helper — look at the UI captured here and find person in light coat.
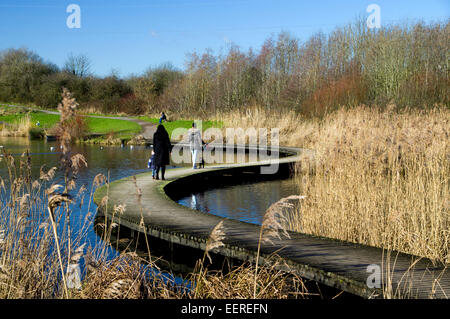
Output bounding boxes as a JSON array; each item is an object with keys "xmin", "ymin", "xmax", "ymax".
[{"xmin": 188, "ymin": 122, "xmax": 205, "ymax": 169}]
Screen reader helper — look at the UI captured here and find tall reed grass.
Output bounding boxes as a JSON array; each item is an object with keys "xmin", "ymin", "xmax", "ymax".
[
  {"xmin": 288, "ymin": 105, "xmax": 449, "ymax": 264},
  {"xmin": 215, "ymin": 105, "xmax": 307, "ymax": 146}
]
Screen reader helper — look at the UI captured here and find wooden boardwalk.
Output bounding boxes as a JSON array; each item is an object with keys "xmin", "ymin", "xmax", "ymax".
[{"xmin": 94, "ymin": 145, "xmax": 449, "ymax": 299}]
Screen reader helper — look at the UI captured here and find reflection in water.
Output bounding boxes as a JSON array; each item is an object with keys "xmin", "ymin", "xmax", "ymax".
[
  {"xmin": 190, "ymin": 194, "xmax": 196, "ymax": 210},
  {"xmin": 179, "ymin": 179, "xmax": 300, "ymax": 225}
]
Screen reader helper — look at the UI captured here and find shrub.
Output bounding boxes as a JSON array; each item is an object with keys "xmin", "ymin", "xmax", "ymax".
[
  {"xmin": 28, "ymin": 127, "xmax": 45, "ymax": 139},
  {"xmin": 50, "ymin": 115, "xmax": 88, "ymax": 141}
]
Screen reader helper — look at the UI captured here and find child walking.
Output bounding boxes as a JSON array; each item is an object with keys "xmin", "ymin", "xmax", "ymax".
[{"xmin": 148, "ymin": 150, "xmax": 157, "ymax": 179}]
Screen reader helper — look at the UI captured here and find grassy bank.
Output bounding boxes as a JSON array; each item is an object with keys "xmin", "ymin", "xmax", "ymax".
[
  {"xmin": 0, "ymin": 112, "xmax": 59, "ymax": 129},
  {"xmin": 85, "ymin": 117, "xmax": 141, "ymax": 135},
  {"xmin": 0, "ymin": 105, "xmax": 60, "ymax": 136},
  {"xmin": 0, "ymin": 104, "xmax": 224, "ymax": 143},
  {"xmin": 0, "ymin": 104, "xmax": 142, "ymax": 140}
]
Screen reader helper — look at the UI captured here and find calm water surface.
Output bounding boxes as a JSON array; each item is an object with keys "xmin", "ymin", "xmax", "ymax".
[{"xmin": 177, "ymin": 179, "xmax": 300, "ymax": 225}]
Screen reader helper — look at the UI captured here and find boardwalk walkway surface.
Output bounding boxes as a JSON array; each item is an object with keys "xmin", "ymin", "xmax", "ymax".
[{"xmin": 94, "ymin": 145, "xmax": 449, "ymax": 299}]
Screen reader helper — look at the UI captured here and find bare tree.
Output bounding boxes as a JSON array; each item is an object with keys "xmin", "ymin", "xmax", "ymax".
[{"xmin": 64, "ymin": 53, "xmax": 92, "ymax": 77}]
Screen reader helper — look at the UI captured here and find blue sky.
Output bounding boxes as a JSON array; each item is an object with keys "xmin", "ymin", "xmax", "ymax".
[{"xmin": 0, "ymin": 0, "xmax": 448, "ymax": 77}]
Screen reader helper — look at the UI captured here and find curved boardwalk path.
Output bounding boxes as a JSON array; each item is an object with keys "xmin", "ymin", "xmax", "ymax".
[{"xmin": 94, "ymin": 144, "xmax": 449, "ymax": 299}]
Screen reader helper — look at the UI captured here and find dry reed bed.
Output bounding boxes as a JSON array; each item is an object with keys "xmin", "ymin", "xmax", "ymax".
[
  {"xmin": 216, "ymin": 104, "xmax": 448, "ymax": 263},
  {"xmin": 215, "ymin": 105, "xmax": 308, "ymax": 146},
  {"xmin": 287, "ymin": 105, "xmax": 449, "ymax": 264},
  {"xmin": 0, "ymin": 115, "xmax": 32, "ymax": 137}
]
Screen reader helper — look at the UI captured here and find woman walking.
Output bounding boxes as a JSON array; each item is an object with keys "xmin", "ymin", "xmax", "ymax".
[
  {"xmin": 152, "ymin": 124, "xmax": 172, "ymax": 180},
  {"xmin": 188, "ymin": 122, "xmax": 206, "ymax": 169}
]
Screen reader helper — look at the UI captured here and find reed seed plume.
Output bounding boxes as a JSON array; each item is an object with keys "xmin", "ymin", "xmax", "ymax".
[
  {"xmin": 254, "ymin": 195, "xmax": 305, "ymax": 298},
  {"xmin": 47, "ymin": 194, "xmax": 72, "ymax": 219},
  {"xmin": 261, "ymin": 195, "xmax": 305, "ymax": 244},
  {"xmin": 59, "ymin": 131, "xmax": 72, "ymax": 155},
  {"xmin": 205, "ymin": 220, "xmax": 226, "ymax": 264},
  {"xmin": 31, "ymin": 180, "xmax": 40, "ymax": 190},
  {"xmin": 45, "ymin": 184, "xmax": 63, "ymax": 196},
  {"xmin": 99, "ymin": 195, "xmax": 109, "ymax": 208},
  {"xmin": 70, "ymin": 153, "xmax": 88, "ymax": 175},
  {"xmin": 56, "ymin": 88, "xmax": 87, "ymax": 186},
  {"xmin": 77, "ymin": 185, "xmax": 87, "ymax": 196},
  {"xmin": 193, "ymin": 220, "xmax": 226, "ymax": 298},
  {"xmin": 6, "ymin": 154, "xmax": 14, "ymax": 169},
  {"xmin": 18, "ymin": 194, "xmax": 30, "ymax": 213},
  {"xmin": 113, "ymin": 204, "xmax": 126, "ymax": 215},
  {"xmin": 58, "ymin": 87, "xmax": 79, "ymax": 123},
  {"xmin": 93, "ymin": 173, "xmax": 107, "ymax": 188},
  {"xmin": 39, "ymin": 165, "xmax": 57, "ymax": 182},
  {"xmin": 67, "ymin": 179, "xmax": 76, "ymax": 191}
]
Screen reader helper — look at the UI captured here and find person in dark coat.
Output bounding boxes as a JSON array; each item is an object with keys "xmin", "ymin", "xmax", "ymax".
[{"xmin": 152, "ymin": 124, "xmax": 171, "ymax": 180}]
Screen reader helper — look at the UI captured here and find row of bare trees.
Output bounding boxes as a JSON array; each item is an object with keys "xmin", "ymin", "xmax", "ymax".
[
  {"xmin": 0, "ymin": 19, "xmax": 448, "ymax": 117},
  {"xmin": 152, "ymin": 19, "xmax": 448, "ymax": 117}
]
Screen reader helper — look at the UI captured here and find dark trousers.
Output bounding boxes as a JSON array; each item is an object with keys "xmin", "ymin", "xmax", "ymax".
[{"xmin": 155, "ymin": 165, "xmax": 166, "ymax": 179}]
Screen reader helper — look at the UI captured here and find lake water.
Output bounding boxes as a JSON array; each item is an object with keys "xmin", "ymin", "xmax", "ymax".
[{"xmin": 176, "ymin": 179, "xmax": 300, "ymax": 225}]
